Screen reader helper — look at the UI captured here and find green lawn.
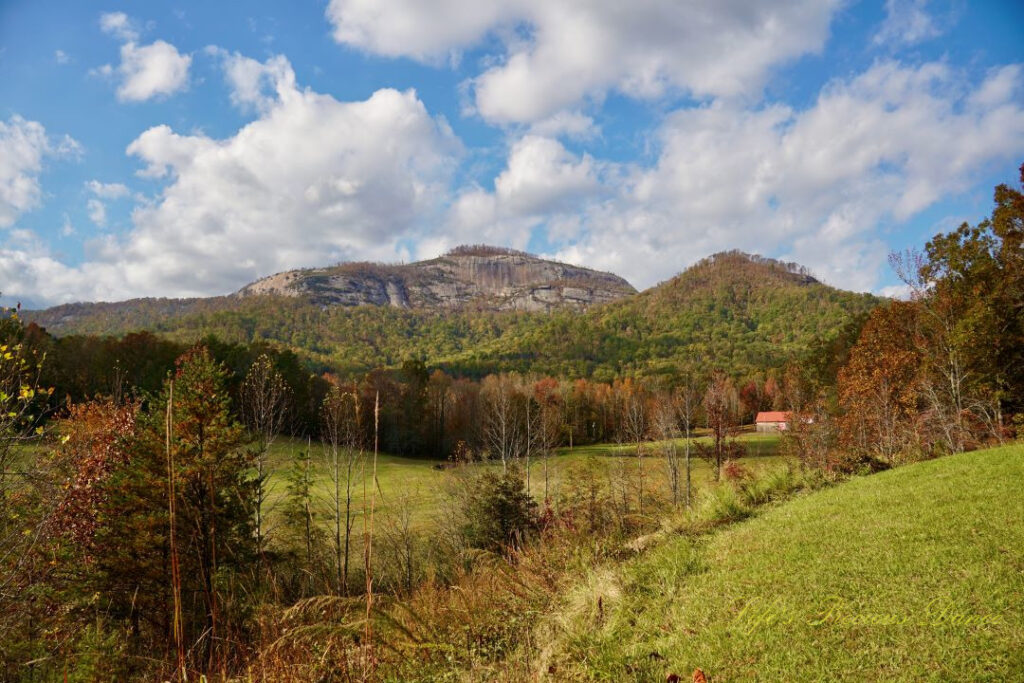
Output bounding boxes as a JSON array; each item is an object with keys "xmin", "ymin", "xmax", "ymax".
[
  {"xmin": 260, "ymin": 430, "xmax": 784, "ymax": 535},
  {"xmin": 536, "ymin": 444, "xmax": 1024, "ymax": 681}
]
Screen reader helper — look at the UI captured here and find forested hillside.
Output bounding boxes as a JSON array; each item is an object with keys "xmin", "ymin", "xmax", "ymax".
[{"xmin": 26, "ymin": 251, "xmax": 879, "ymax": 379}]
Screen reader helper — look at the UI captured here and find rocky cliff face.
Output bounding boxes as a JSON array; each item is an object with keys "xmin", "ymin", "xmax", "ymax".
[{"xmin": 235, "ymin": 248, "xmax": 637, "ymax": 312}]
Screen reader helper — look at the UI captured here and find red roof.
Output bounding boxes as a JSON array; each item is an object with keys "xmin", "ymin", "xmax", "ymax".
[{"xmin": 756, "ymin": 411, "xmax": 791, "ymax": 423}]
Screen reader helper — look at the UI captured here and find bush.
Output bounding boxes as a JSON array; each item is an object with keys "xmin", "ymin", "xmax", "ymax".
[{"xmin": 462, "ymin": 469, "xmax": 539, "ymax": 553}]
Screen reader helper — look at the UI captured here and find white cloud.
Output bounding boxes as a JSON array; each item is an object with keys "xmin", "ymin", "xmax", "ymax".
[
  {"xmin": 114, "ymin": 40, "xmax": 191, "ymax": 102},
  {"xmin": 2, "ymin": 56, "xmax": 460, "ymax": 305},
  {"xmin": 54, "ymin": 50, "xmax": 69, "ymax": 65},
  {"xmin": 86, "ymin": 180, "xmax": 130, "ymax": 199},
  {"xmin": 0, "ymin": 116, "xmax": 81, "ymax": 229},
  {"xmin": 212, "ymin": 50, "xmax": 295, "ymax": 113},
  {"xmin": 86, "ymin": 198, "xmax": 107, "ymax": 226},
  {"xmin": 97, "ymin": 13, "xmax": 191, "ymax": 102},
  {"xmin": 874, "ymin": 0, "xmax": 943, "ymax": 46},
  {"xmin": 545, "ymin": 61, "xmax": 1024, "ymax": 292},
  {"xmin": 99, "ymin": 12, "xmax": 139, "ymax": 42},
  {"xmin": 326, "ymin": 0, "xmax": 841, "ymax": 123},
  {"xmin": 439, "ymin": 134, "xmax": 603, "ymax": 252}
]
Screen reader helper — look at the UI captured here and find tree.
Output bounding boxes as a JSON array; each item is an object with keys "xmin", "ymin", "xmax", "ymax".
[
  {"xmin": 320, "ymin": 385, "xmax": 362, "ymax": 595},
  {"xmin": 675, "ymin": 378, "xmax": 700, "ymax": 507},
  {"xmin": 532, "ymin": 377, "xmax": 562, "ymax": 504},
  {"xmin": 0, "ymin": 306, "xmax": 49, "ymax": 506},
  {"xmin": 160, "ymin": 347, "xmax": 253, "ymax": 673},
  {"xmin": 481, "ymin": 374, "xmax": 525, "ymax": 471},
  {"xmin": 283, "ymin": 439, "xmax": 322, "ymax": 595},
  {"xmin": 240, "ymin": 354, "xmax": 290, "ymax": 558},
  {"xmin": 703, "ymin": 371, "xmax": 741, "ymax": 481},
  {"xmin": 461, "ymin": 470, "xmax": 538, "ymax": 553},
  {"xmin": 837, "ymin": 302, "xmax": 925, "ymax": 462},
  {"xmin": 0, "ymin": 306, "xmax": 53, "ymax": 671},
  {"xmin": 619, "ymin": 379, "xmax": 648, "ymax": 515},
  {"xmin": 651, "ymin": 391, "xmax": 681, "ymax": 507}
]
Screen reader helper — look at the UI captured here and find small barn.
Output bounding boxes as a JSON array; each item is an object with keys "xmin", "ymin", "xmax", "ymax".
[{"xmin": 755, "ymin": 411, "xmax": 792, "ymax": 432}]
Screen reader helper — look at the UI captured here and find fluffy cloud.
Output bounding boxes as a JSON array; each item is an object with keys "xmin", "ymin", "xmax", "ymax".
[
  {"xmin": 213, "ymin": 50, "xmax": 296, "ymax": 113},
  {"xmin": 2, "ymin": 56, "xmax": 460, "ymax": 305},
  {"xmin": 0, "ymin": 116, "xmax": 80, "ymax": 228},
  {"xmin": 113, "ymin": 40, "xmax": 191, "ymax": 102},
  {"xmin": 440, "ymin": 135, "xmax": 603, "ymax": 251},
  {"xmin": 546, "ymin": 61, "xmax": 1024, "ymax": 291},
  {"xmin": 99, "ymin": 11, "xmax": 139, "ymax": 42},
  {"xmin": 97, "ymin": 12, "xmax": 191, "ymax": 102},
  {"xmin": 327, "ymin": 0, "xmax": 841, "ymax": 123}
]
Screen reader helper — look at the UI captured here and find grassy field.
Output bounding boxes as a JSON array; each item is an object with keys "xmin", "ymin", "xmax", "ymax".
[
  {"xmin": 534, "ymin": 443, "xmax": 1024, "ymax": 681},
  {"xmin": 260, "ymin": 429, "xmax": 784, "ymax": 534}
]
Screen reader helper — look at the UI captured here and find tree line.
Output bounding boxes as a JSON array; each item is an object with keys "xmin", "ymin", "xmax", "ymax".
[{"xmin": 0, "ymin": 165, "xmax": 1018, "ymax": 680}]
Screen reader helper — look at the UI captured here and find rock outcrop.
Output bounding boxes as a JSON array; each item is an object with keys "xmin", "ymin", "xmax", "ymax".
[{"xmin": 235, "ymin": 247, "xmax": 636, "ymax": 312}]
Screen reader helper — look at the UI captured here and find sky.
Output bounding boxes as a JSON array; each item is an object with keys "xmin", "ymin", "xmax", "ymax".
[{"xmin": 1, "ymin": 0, "xmax": 1022, "ymax": 308}]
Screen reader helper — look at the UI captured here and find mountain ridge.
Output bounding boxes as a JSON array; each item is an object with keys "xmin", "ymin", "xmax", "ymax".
[{"xmin": 22, "ymin": 249, "xmax": 879, "ymax": 380}]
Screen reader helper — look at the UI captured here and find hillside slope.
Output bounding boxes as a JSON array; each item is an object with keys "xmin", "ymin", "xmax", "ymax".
[
  {"xmin": 445, "ymin": 251, "xmax": 879, "ymax": 378},
  {"xmin": 25, "ymin": 251, "xmax": 878, "ymax": 378},
  {"xmin": 538, "ymin": 445, "xmax": 1024, "ymax": 680}
]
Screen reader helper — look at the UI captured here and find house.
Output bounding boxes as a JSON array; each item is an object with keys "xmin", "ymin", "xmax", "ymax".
[{"xmin": 755, "ymin": 411, "xmax": 792, "ymax": 432}]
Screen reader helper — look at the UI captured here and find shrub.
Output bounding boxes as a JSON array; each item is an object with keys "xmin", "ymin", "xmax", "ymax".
[{"xmin": 462, "ymin": 469, "xmax": 539, "ymax": 553}]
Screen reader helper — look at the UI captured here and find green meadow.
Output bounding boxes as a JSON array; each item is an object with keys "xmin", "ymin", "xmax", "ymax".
[
  {"xmin": 532, "ymin": 443, "xmax": 1024, "ymax": 681},
  {"xmin": 260, "ymin": 429, "xmax": 785, "ymax": 535}
]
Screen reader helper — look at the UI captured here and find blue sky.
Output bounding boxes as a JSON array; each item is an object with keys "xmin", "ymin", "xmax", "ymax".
[{"xmin": 1, "ymin": 0, "xmax": 1022, "ymax": 307}]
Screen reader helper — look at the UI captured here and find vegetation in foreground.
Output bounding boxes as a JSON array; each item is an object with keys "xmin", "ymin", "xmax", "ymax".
[
  {"xmin": 532, "ymin": 444, "xmax": 1024, "ymax": 681},
  {"xmin": 0, "ymin": 166, "xmax": 1019, "ymax": 680}
]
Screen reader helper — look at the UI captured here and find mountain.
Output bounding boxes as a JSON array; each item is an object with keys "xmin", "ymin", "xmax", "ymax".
[
  {"xmin": 28, "ymin": 246, "xmax": 635, "ymax": 336},
  {"xmin": 436, "ymin": 251, "xmax": 880, "ymax": 378},
  {"xmin": 237, "ymin": 245, "xmax": 636, "ymax": 311},
  {"xmin": 24, "ymin": 250, "xmax": 879, "ymax": 379}
]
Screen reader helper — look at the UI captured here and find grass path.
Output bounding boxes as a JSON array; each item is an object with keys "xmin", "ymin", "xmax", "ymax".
[{"xmin": 536, "ymin": 444, "xmax": 1024, "ymax": 681}]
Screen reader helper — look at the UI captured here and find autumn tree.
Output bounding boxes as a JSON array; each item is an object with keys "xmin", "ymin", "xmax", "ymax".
[
  {"xmin": 702, "ymin": 371, "xmax": 742, "ymax": 480},
  {"xmin": 837, "ymin": 301, "xmax": 925, "ymax": 462},
  {"xmin": 888, "ymin": 164, "xmax": 1024, "ymax": 446},
  {"xmin": 0, "ymin": 306, "xmax": 53, "ymax": 667}
]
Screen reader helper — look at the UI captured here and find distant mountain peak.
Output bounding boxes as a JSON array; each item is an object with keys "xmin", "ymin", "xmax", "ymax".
[
  {"xmin": 701, "ymin": 250, "xmax": 820, "ymax": 284},
  {"xmin": 235, "ymin": 248, "xmax": 637, "ymax": 312}
]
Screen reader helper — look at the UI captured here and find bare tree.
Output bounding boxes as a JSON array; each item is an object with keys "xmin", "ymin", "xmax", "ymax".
[
  {"xmin": 378, "ymin": 487, "xmax": 419, "ymax": 594},
  {"xmin": 320, "ymin": 386, "xmax": 362, "ymax": 595},
  {"xmin": 651, "ymin": 391, "xmax": 682, "ymax": 507},
  {"xmin": 482, "ymin": 374, "xmax": 525, "ymax": 472},
  {"xmin": 534, "ymin": 386, "xmax": 562, "ymax": 505},
  {"xmin": 674, "ymin": 379, "xmax": 700, "ymax": 507},
  {"xmin": 240, "ymin": 354, "xmax": 290, "ymax": 557},
  {"xmin": 619, "ymin": 381, "xmax": 648, "ymax": 515}
]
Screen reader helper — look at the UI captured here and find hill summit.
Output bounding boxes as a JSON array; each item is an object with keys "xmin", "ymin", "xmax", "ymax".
[{"xmin": 235, "ymin": 245, "xmax": 637, "ymax": 312}]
